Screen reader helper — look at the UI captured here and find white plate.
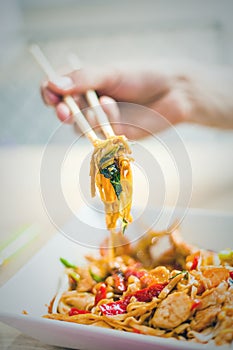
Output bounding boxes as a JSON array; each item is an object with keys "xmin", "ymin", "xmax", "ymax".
[{"xmin": 0, "ymin": 206, "xmax": 233, "ymax": 350}]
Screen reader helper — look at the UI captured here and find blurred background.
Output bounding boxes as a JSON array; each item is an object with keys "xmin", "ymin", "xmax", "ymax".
[{"xmin": 0, "ymin": 0, "xmax": 233, "ymax": 282}]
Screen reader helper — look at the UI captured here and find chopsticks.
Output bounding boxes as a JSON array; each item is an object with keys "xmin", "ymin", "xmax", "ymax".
[
  {"xmin": 67, "ymin": 53, "xmax": 115, "ymax": 139},
  {"xmin": 30, "ymin": 44, "xmax": 115, "ymax": 144}
]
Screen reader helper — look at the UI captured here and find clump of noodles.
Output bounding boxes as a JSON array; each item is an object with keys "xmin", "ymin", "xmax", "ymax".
[
  {"xmin": 90, "ymin": 135, "xmax": 133, "ymax": 232},
  {"xmin": 44, "ymin": 228, "xmax": 233, "ymax": 346}
]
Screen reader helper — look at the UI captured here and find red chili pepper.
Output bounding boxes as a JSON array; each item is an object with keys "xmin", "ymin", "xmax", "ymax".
[
  {"xmin": 190, "ymin": 254, "xmax": 199, "ymax": 270},
  {"xmin": 99, "ymin": 283, "xmax": 167, "ymax": 316},
  {"xmin": 95, "ymin": 283, "xmax": 107, "ymax": 305},
  {"xmin": 69, "ymin": 308, "xmax": 90, "ymax": 316},
  {"xmin": 191, "ymin": 299, "xmax": 202, "ymax": 311},
  {"xmin": 113, "ymin": 272, "xmax": 126, "ymax": 292},
  {"xmin": 229, "ymin": 271, "xmax": 233, "ymax": 279}
]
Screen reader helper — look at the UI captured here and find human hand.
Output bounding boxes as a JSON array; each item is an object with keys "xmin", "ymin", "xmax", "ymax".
[{"xmin": 41, "ymin": 65, "xmax": 192, "ymax": 139}]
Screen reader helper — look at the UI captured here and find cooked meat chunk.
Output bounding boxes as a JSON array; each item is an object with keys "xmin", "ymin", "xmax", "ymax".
[
  {"xmin": 58, "ymin": 291, "xmax": 95, "ymax": 314},
  {"xmin": 199, "ymin": 281, "xmax": 227, "ymax": 310},
  {"xmin": 76, "ymin": 267, "xmax": 96, "ymax": 292},
  {"xmin": 190, "ymin": 305, "xmax": 221, "ymax": 332},
  {"xmin": 170, "ymin": 229, "xmax": 197, "ymax": 256},
  {"xmin": 151, "ymin": 292, "xmax": 191, "ymax": 329},
  {"xmin": 202, "ymin": 267, "xmax": 229, "ymax": 288}
]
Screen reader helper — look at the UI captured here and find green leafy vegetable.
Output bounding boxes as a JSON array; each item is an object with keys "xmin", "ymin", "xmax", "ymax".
[
  {"xmin": 99, "ymin": 146, "xmax": 119, "ymax": 167},
  {"xmin": 100, "ymin": 161, "xmax": 122, "ymax": 199},
  {"xmin": 60, "ymin": 257, "xmax": 77, "ymax": 269}
]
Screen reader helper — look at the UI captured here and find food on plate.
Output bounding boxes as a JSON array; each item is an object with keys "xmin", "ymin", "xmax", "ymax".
[
  {"xmin": 90, "ymin": 135, "xmax": 133, "ymax": 232},
  {"xmin": 44, "ymin": 227, "xmax": 233, "ymax": 346}
]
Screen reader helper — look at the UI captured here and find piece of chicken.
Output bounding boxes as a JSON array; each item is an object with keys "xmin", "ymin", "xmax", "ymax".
[{"xmin": 151, "ymin": 292, "xmax": 191, "ymax": 329}]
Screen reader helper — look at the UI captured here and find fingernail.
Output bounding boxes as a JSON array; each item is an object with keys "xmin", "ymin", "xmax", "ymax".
[{"xmin": 50, "ymin": 76, "xmax": 74, "ymax": 90}]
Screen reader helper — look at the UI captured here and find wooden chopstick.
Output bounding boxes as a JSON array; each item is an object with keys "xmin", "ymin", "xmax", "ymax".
[
  {"xmin": 67, "ymin": 53, "xmax": 115, "ymax": 138},
  {"xmin": 30, "ymin": 44, "xmax": 98, "ymax": 145}
]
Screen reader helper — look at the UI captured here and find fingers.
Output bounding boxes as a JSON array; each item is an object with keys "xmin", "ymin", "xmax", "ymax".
[
  {"xmin": 46, "ymin": 67, "xmax": 121, "ymax": 97},
  {"xmin": 56, "ymin": 102, "xmax": 73, "ymax": 123},
  {"xmin": 47, "ymin": 76, "xmax": 75, "ymax": 95},
  {"xmin": 41, "ymin": 82, "xmax": 61, "ymax": 106}
]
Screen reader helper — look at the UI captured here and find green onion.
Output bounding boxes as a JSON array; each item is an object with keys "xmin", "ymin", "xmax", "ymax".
[
  {"xmin": 69, "ymin": 270, "xmax": 80, "ymax": 282},
  {"xmin": 89, "ymin": 269, "xmax": 105, "ymax": 282},
  {"xmin": 60, "ymin": 257, "xmax": 77, "ymax": 269}
]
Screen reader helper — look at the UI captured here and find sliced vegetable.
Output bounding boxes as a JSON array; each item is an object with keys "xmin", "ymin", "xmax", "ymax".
[
  {"xmin": 122, "ymin": 218, "xmax": 128, "ymax": 234},
  {"xmin": 133, "ymin": 283, "xmax": 167, "ymax": 302},
  {"xmin": 99, "ymin": 298, "xmax": 129, "ymax": 315},
  {"xmin": 191, "ymin": 299, "xmax": 202, "ymax": 311},
  {"xmin": 89, "ymin": 269, "xmax": 105, "ymax": 283},
  {"xmin": 68, "ymin": 271, "xmax": 80, "ymax": 282},
  {"xmin": 113, "ymin": 271, "xmax": 126, "ymax": 292},
  {"xmin": 95, "ymin": 283, "xmax": 107, "ymax": 305},
  {"xmin": 124, "ymin": 268, "xmax": 147, "ymax": 280},
  {"xmin": 169, "ymin": 270, "xmax": 189, "ymax": 280},
  {"xmin": 60, "ymin": 257, "xmax": 77, "ymax": 269},
  {"xmin": 100, "ymin": 161, "xmax": 122, "ymax": 199},
  {"xmin": 68, "ymin": 308, "xmax": 91, "ymax": 316},
  {"xmin": 99, "ymin": 283, "xmax": 167, "ymax": 315},
  {"xmin": 99, "ymin": 146, "xmax": 119, "ymax": 167},
  {"xmin": 190, "ymin": 254, "xmax": 199, "ymax": 270}
]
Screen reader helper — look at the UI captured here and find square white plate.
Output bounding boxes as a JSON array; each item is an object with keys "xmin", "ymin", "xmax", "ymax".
[{"xmin": 0, "ymin": 206, "xmax": 233, "ymax": 350}]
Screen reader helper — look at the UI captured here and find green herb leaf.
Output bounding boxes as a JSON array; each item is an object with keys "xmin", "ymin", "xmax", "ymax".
[
  {"xmin": 169, "ymin": 270, "xmax": 189, "ymax": 280},
  {"xmin": 100, "ymin": 161, "xmax": 122, "ymax": 199},
  {"xmin": 60, "ymin": 257, "xmax": 77, "ymax": 269}
]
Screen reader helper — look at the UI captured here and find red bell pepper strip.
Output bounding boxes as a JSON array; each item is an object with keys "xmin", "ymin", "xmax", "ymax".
[
  {"xmin": 113, "ymin": 272, "xmax": 126, "ymax": 292},
  {"xmin": 190, "ymin": 299, "xmax": 202, "ymax": 311},
  {"xmin": 190, "ymin": 254, "xmax": 199, "ymax": 270},
  {"xmin": 99, "ymin": 283, "xmax": 167, "ymax": 316},
  {"xmin": 124, "ymin": 268, "xmax": 147, "ymax": 280},
  {"xmin": 95, "ymin": 283, "xmax": 107, "ymax": 305}
]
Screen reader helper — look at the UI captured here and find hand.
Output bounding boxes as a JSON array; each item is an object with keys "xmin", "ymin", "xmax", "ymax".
[{"xmin": 41, "ymin": 65, "xmax": 192, "ymax": 139}]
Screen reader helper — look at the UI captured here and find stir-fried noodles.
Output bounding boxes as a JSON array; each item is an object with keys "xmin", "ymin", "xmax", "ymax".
[
  {"xmin": 90, "ymin": 136, "xmax": 133, "ymax": 232},
  {"xmin": 44, "ymin": 228, "xmax": 233, "ymax": 346}
]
